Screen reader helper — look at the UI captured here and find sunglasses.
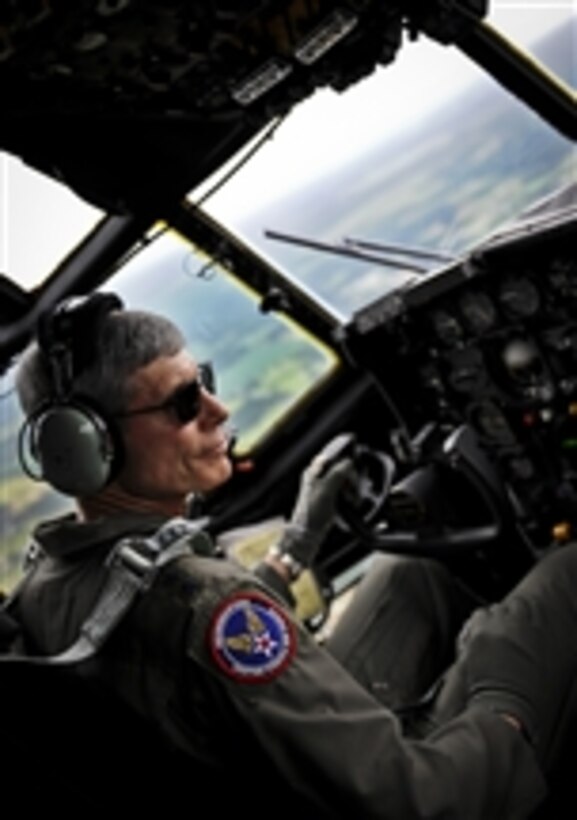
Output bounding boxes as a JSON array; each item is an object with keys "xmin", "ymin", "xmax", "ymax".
[{"xmin": 117, "ymin": 361, "xmax": 216, "ymax": 425}]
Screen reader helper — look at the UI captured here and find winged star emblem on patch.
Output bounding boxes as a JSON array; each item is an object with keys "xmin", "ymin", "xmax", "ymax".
[{"xmin": 209, "ymin": 591, "xmax": 297, "ymax": 682}]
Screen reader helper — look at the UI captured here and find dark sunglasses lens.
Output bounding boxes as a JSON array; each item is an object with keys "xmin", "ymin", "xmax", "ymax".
[{"xmin": 172, "ymin": 380, "xmax": 202, "ymax": 423}]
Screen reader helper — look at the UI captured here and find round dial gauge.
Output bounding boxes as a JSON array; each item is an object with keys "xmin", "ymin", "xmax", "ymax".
[
  {"xmin": 499, "ymin": 277, "xmax": 541, "ymax": 318},
  {"xmin": 472, "ymin": 400, "xmax": 516, "ymax": 445},
  {"xmin": 459, "ymin": 291, "xmax": 497, "ymax": 334},
  {"xmin": 431, "ymin": 309, "xmax": 464, "ymax": 345}
]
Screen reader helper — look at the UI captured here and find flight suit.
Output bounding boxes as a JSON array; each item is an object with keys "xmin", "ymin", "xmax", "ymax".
[{"xmin": 11, "ymin": 511, "xmax": 556, "ymax": 819}]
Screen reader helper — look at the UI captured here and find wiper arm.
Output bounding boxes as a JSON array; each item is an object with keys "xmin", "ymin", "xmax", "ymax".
[
  {"xmin": 343, "ymin": 237, "xmax": 455, "ymax": 264},
  {"xmin": 264, "ymin": 229, "xmax": 429, "ymax": 274}
]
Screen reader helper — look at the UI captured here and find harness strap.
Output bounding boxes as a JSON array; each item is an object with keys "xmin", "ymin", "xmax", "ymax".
[{"xmin": 0, "ymin": 516, "xmax": 212, "ymax": 666}]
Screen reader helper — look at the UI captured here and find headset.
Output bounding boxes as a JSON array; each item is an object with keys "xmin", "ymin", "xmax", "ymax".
[{"xmin": 19, "ymin": 293, "xmax": 125, "ymax": 497}]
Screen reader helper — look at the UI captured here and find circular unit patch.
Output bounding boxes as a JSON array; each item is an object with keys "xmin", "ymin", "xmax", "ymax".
[{"xmin": 209, "ymin": 591, "xmax": 297, "ymax": 683}]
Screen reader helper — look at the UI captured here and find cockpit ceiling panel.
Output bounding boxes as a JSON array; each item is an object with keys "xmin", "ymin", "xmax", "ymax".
[{"xmin": 0, "ymin": 1, "xmax": 488, "ymax": 211}]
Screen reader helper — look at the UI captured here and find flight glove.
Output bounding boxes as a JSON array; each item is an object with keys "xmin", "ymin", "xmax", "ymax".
[{"xmin": 272, "ymin": 433, "xmax": 357, "ymax": 577}]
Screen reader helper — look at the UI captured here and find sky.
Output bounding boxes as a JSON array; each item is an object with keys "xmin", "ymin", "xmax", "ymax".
[
  {"xmin": 1, "ymin": 2, "xmax": 575, "ymax": 290},
  {"xmin": 197, "ymin": 3, "xmax": 575, "ymax": 215}
]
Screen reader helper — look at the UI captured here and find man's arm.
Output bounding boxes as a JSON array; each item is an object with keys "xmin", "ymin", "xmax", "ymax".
[
  {"xmin": 253, "ymin": 434, "xmax": 356, "ymax": 602},
  {"xmin": 182, "ymin": 561, "xmax": 546, "ymax": 820}
]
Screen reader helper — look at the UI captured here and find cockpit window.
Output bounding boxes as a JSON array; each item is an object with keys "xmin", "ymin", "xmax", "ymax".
[
  {"xmin": 487, "ymin": 3, "xmax": 575, "ymax": 83},
  {"xmin": 191, "ymin": 7, "xmax": 574, "ymax": 319},
  {"xmin": 1, "ymin": 154, "xmax": 104, "ymax": 290}
]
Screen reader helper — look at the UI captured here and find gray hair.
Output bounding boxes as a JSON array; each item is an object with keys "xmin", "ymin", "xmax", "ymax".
[{"xmin": 16, "ymin": 308, "xmax": 186, "ymax": 417}]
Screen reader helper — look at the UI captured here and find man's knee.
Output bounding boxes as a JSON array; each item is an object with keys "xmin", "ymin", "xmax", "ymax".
[
  {"xmin": 363, "ymin": 554, "xmax": 452, "ymax": 601},
  {"xmin": 524, "ymin": 543, "xmax": 577, "ymax": 596}
]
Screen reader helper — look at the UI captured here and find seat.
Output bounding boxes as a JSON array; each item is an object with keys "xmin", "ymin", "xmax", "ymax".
[{"xmin": 2, "ymin": 659, "xmax": 199, "ymax": 814}]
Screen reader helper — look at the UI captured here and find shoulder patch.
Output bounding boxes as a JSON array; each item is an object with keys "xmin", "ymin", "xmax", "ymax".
[{"xmin": 208, "ymin": 591, "xmax": 297, "ymax": 683}]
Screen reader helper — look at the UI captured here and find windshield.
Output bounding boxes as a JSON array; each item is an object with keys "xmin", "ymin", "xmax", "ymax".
[
  {"xmin": 1, "ymin": 6, "xmax": 573, "ymax": 296},
  {"xmin": 192, "ymin": 4, "xmax": 575, "ymax": 320}
]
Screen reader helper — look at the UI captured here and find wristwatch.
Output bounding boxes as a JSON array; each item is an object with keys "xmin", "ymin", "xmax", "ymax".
[{"xmin": 267, "ymin": 543, "xmax": 303, "ymax": 582}]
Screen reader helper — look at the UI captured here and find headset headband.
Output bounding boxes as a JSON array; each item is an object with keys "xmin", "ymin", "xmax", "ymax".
[{"xmin": 37, "ymin": 292, "xmax": 124, "ymax": 398}]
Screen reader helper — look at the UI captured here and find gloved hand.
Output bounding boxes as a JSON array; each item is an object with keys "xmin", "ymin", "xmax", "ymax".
[{"xmin": 272, "ymin": 434, "xmax": 358, "ymax": 574}]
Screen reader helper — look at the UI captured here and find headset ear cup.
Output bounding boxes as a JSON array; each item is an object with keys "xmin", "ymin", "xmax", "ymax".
[{"xmin": 32, "ymin": 403, "xmax": 120, "ymax": 497}]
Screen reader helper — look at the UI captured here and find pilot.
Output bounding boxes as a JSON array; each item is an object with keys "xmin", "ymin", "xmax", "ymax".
[{"xmin": 8, "ymin": 293, "xmax": 577, "ymax": 817}]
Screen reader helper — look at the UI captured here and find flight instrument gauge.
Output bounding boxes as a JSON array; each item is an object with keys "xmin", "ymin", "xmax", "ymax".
[
  {"xmin": 498, "ymin": 276, "xmax": 541, "ymax": 318},
  {"xmin": 459, "ymin": 291, "xmax": 497, "ymax": 334},
  {"xmin": 431, "ymin": 309, "xmax": 464, "ymax": 345}
]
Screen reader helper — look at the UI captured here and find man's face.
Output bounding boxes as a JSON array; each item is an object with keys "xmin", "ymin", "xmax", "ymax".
[{"xmin": 117, "ymin": 350, "xmax": 233, "ymax": 502}]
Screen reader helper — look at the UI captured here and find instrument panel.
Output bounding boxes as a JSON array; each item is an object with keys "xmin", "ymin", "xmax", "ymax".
[{"xmin": 349, "ymin": 204, "xmax": 577, "ymax": 552}]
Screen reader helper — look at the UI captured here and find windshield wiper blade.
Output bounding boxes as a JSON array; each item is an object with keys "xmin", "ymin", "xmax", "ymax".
[
  {"xmin": 343, "ymin": 237, "xmax": 455, "ymax": 264},
  {"xmin": 264, "ymin": 229, "xmax": 429, "ymax": 273}
]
